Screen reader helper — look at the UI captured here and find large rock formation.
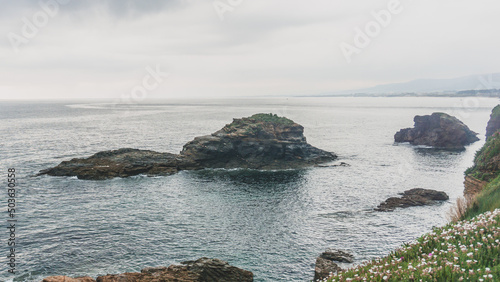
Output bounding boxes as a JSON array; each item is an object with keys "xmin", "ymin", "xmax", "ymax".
[
  {"xmin": 486, "ymin": 105, "xmax": 500, "ymax": 138},
  {"xmin": 37, "ymin": 114, "xmax": 337, "ymax": 180},
  {"xmin": 43, "ymin": 258, "xmax": 253, "ymax": 282},
  {"xmin": 375, "ymin": 188, "xmax": 449, "ymax": 212},
  {"xmin": 394, "ymin": 112, "xmax": 479, "ymax": 150},
  {"xmin": 180, "ymin": 114, "xmax": 336, "ymax": 170}
]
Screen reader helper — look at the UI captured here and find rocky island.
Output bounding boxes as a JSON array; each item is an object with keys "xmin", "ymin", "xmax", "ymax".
[
  {"xmin": 394, "ymin": 112, "xmax": 479, "ymax": 150},
  {"xmin": 38, "ymin": 114, "xmax": 337, "ymax": 180}
]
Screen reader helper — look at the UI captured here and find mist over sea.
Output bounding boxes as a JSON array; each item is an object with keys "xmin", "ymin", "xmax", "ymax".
[{"xmin": 0, "ymin": 97, "xmax": 498, "ymax": 281}]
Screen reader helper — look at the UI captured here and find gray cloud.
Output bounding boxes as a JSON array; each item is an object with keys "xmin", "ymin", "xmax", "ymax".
[{"xmin": 1, "ymin": 0, "xmax": 500, "ymax": 99}]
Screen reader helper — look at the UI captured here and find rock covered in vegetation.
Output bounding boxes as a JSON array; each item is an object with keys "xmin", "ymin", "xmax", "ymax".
[
  {"xmin": 43, "ymin": 258, "xmax": 253, "ymax": 282},
  {"xmin": 38, "ymin": 114, "xmax": 336, "ymax": 180},
  {"xmin": 181, "ymin": 113, "xmax": 337, "ymax": 170},
  {"xmin": 486, "ymin": 105, "xmax": 500, "ymax": 138},
  {"xmin": 464, "ymin": 126, "xmax": 500, "ymax": 196},
  {"xmin": 394, "ymin": 112, "xmax": 479, "ymax": 150},
  {"xmin": 376, "ymin": 188, "xmax": 449, "ymax": 212}
]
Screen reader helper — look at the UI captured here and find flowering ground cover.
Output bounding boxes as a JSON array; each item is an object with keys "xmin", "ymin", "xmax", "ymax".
[{"xmin": 326, "ymin": 209, "xmax": 500, "ymax": 282}]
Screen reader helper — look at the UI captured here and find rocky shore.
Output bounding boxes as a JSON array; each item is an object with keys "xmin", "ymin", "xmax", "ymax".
[
  {"xmin": 37, "ymin": 114, "xmax": 337, "ymax": 180},
  {"xmin": 42, "ymin": 258, "xmax": 253, "ymax": 282},
  {"xmin": 394, "ymin": 112, "xmax": 479, "ymax": 150}
]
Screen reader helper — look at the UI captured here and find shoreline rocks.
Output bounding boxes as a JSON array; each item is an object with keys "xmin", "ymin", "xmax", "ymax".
[
  {"xmin": 37, "ymin": 114, "xmax": 337, "ymax": 180},
  {"xmin": 394, "ymin": 112, "xmax": 479, "ymax": 150},
  {"xmin": 314, "ymin": 249, "xmax": 353, "ymax": 281},
  {"xmin": 42, "ymin": 257, "xmax": 253, "ymax": 282},
  {"xmin": 376, "ymin": 188, "xmax": 449, "ymax": 212}
]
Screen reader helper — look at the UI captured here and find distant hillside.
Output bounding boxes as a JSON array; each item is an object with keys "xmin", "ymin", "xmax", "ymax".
[{"xmin": 319, "ymin": 73, "xmax": 500, "ymax": 97}]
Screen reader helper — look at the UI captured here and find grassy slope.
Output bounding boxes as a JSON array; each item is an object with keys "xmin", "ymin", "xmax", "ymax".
[{"xmin": 326, "ymin": 210, "xmax": 500, "ymax": 282}]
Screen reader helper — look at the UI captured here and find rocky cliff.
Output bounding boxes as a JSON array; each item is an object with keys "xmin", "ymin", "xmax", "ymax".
[
  {"xmin": 38, "ymin": 114, "xmax": 337, "ymax": 180},
  {"xmin": 394, "ymin": 112, "xmax": 479, "ymax": 150},
  {"xmin": 486, "ymin": 105, "xmax": 500, "ymax": 138}
]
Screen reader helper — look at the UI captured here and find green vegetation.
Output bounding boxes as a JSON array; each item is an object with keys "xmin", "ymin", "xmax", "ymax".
[
  {"xmin": 464, "ymin": 132, "xmax": 500, "ymax": 181},
  {"xmin": 326, "ymin": 210, "xmax": 500, "ymax": 282},
  {"xmin": 463, "ymin": 175, "xmax": 500, "ymax": 220},
  {"xmin": 490, "ymin": 105, "xmax": 500, "ymax": 118},
  {"xmin": 249, "ymin": 113, "xmax": 295, "ymax": 125}
]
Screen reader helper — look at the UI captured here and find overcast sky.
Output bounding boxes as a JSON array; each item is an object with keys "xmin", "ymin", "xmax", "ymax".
[{"xmin": 1, "ymin": 0, "xmax": 499, "ymax": 100}]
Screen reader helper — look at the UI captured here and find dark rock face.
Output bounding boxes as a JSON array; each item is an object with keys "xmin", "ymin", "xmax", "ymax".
[
  {"xmin": 486, "ymin": 105, "xmax": 500, "ymax": 138},
  {"xmin": 319, "ymin": 249, "xmax": 354, "ymax": 263},
  {"xmin": 37, "ymin": 148, "xmax": 181, "ymax": 180},
  {"xmin": 181, "ymin": 114, "xmax": 337, "ymax": 170},
  {"xmin": 376, "ymin": 188, "xmax": 449, "ymax": 212},
  {"xmin": 394, "ymin": 112, "xmax": 479, "ymax": 150},
  {"xmin": 314, "ymin": 249, "xmax": 353, "ymax": 281},
  {"xmin": 44, "ymin": 258, "xmax": 253, "ymax": 282},
  {"xmin": 314, "ymin": 257, "xmax": 341, "ymax": 281},
  {"xmin": 38, "ymin": 114, "xmax": 337, "ymax": 180}
]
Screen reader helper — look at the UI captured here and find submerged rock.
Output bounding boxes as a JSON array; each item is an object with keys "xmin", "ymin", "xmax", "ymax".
[
  {"xmin": 38, "ymin": 114, "xmax": 337, "ymax": 180},
  {"xmin": 376, "ymin": 188, "xmax": 449, "ymax": 212},
  {"xmin": 394, "ymin": 112, "xmax": 479, "ymax": 150},
  {"xmin": 43, "ymin": 258, "xmax": 253, "ymax": 282}
]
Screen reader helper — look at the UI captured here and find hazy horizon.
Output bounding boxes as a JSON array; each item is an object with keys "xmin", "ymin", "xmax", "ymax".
[{"xmin": 1, "ymin": 0, "xmax": 500, "ymax": 100}]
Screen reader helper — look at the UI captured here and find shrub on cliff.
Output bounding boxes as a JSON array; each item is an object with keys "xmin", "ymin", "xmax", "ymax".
[
  {"xmin": 249, "ymin": 113, "xmax": 295, "ymax": 125},
  {"xmin": 465, "ymin": 132, "xmax": 500, "ymax": 182}
]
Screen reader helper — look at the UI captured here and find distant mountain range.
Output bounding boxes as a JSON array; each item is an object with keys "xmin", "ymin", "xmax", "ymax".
[{"xmin": 318, "ymin": 73, "xmax": 500, "ymax": 97}]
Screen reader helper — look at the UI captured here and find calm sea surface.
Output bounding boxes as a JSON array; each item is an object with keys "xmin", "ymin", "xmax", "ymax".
[{"xmin": 0, "ymin": 97, "xmax": 498, "ymax": 281}]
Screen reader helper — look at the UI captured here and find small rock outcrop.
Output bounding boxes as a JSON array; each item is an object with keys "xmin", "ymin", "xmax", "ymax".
[
  {"xmin": 314, "ymin": 249, "xmax": 353, "ymax": 281},
  {"xmin": 486, "ymin": 105, "xmax": 500, "ymax": 138},
  {"xmin": 314, "ymin": 257, "xmax": 341, "ymax": 281},
  {"xmin": 394, "ymin": 112, "xmax": 479, "ymax": 150},
  {"xmin": 319, "ymin": 249, "xmax": 354, "ymax": 263},
  {"xmin": 43, "ymin": 258, "xmax": 253, "ymax": 282},
  {"xmin": 38, "ymin": 114, "xmax": 337, "ymax": 180},
  {"xmin": 376, "ymin": 188, "xmax": 449, "ymax": 212}
]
